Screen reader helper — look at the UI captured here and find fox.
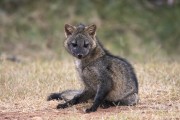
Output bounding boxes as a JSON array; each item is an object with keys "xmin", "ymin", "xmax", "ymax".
[{"xmin": 47, "ymin": 23, "xmax": 139, "ymax": 113}]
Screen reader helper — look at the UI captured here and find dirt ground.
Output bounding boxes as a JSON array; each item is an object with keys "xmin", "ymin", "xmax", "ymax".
[
  {"xmin": 0, "ymin": 105, "xmax": 148, "ymax": 120},
  {"xmin": 0, "ymin": 102, "xmax": 179, "ymax": 120},
  {"xmin": 0, "ymin": 107, "xmax": 122, "ymax": 120}
]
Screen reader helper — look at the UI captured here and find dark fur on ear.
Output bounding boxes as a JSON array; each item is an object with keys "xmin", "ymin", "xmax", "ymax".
[
  {"xmin": 64, "ymin": 24, "xmax": 76, "ymax": 37},
  {"xmin": 86, "ymin": 24, "xmax": 96, "ymax": 37}
]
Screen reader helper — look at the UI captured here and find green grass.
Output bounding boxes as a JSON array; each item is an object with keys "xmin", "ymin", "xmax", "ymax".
[
  {"xmin": 0, "ymin": 0, "xmax": 180, "ymax": 61},
  {"xmin": 0, "ymin": 59, "xmax": 179, "ymax": 119}
]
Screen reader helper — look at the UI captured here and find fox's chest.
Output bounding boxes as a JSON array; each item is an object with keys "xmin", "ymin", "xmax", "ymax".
[
  {"xmin": 74, "ymin": 59, "xmax": 102, "ymax": 90},
  {"xmin": 82, "ymin": 66, "xmax": 100, "ymax": 90},
  {"xmin": 76, "ymin": 64, "xmax": 100, "ymax": 90}
]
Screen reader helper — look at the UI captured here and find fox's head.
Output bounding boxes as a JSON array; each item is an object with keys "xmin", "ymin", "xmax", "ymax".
[{"xmin": 64, "ymin": 24, "xmax": 97, "ymax": 59}]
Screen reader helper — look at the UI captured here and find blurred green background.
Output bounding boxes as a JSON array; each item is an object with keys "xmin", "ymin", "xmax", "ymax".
[{"xmin": 0, "ymin": 0, "xmax": 179, "ymax": 62}]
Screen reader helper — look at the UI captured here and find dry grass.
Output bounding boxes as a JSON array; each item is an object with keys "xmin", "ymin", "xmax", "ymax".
[{"xmin": 0, "ymin": 60, "xmax": 180, "ymax": 120}]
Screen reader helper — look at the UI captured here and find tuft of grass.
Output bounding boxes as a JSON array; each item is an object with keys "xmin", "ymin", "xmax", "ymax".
[{"xmin": 0, "ymin": 60, "xmax": 179, "ymax": 119}]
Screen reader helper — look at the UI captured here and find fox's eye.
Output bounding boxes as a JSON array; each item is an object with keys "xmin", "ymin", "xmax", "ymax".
[
  {"xmin": 72, "ymin": 43, "xmax": 77, "ymax": 47},
  {"xmin": 84, "ymin": 43, "xmax": 89, "ymax": 48}
]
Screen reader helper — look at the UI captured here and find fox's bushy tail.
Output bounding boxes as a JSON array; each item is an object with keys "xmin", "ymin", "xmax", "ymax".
[{"xmin": 47, "ymin": 90, "xmax": 82, "ymax": 101}]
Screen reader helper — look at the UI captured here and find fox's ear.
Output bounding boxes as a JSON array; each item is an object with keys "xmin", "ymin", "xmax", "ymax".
[
  {"xmin": 64, "ymin": 24, "xmax": 75, "ymax": 38},
  {"xmin": 86, "ymin": 24, "xmax": 96, "ymax": 37}
]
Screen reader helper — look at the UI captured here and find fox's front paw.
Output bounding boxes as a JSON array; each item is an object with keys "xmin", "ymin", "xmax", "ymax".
[
  {"xmin": 85, "ymin": 107, "xmax": 97, "ymax": 113},
  {"xmin": 57, "ymin": 103, "xmax": 68, "ymax": 109}
]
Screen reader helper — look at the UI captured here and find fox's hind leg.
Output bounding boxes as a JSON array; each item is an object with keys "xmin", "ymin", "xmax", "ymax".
[
  {"xmin": 100, "ymin": 100, "xmax": 116, "ymax": 109},
  {"xmin": 120, "ymin": 93, "xmax": 139, "ymax": 106},
  {"xmin": 100, "ymin": 93, "xmax": 139, "ymax": 109}
]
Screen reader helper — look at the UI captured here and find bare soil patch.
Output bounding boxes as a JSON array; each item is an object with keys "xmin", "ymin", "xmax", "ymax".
[{"xmin": 0, "ymin": 102, "xmax": 179, "ymax": 120}]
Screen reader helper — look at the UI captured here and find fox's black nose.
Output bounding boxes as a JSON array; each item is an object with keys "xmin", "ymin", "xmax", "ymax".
[{"xmin": 77, "ymin": 54, "xmax": 83, "ymax": 59}]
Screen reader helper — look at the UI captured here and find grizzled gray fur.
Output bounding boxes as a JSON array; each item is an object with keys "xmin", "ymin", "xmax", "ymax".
[{"xmin": 47, "ymin": 23, "xmax": 139, "ymax": 113}]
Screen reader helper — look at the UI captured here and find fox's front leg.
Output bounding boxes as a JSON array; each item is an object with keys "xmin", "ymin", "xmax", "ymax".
[
  {"xmin": 86, "ymin": 76, "xmax": 112, "ymax": 113},
  {"xmin": 57, "ymin": 90, "xmax": 94, "ymax": 109}
]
